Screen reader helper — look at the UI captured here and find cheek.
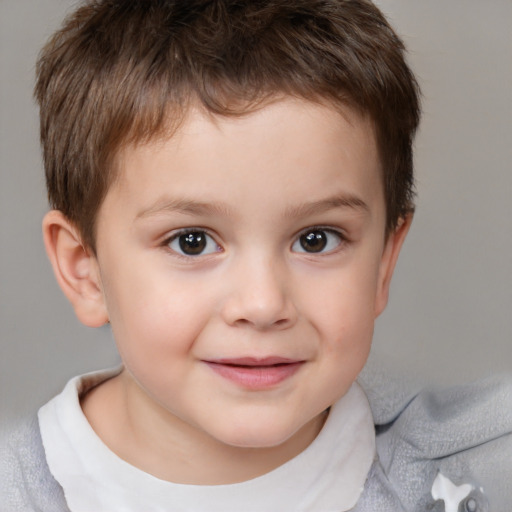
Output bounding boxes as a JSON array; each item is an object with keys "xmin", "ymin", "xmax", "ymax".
[
  {"xmin": 305, "ymin": 260, "xmax": 381, "ymax": 336},
  {"xmin": 105, "ymin": 278, "xmax": 215, "ymax": 408},
  {"xmin": 102, "ymin": 265, "xmax": 216, "ymax": 367},
  {"xmin": 300, "ymin": 259, "xmax": 380, "ymax": 388}
]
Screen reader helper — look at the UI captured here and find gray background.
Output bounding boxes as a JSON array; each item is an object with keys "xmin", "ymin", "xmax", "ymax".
[{"xmin": 1, "ymin": 0, "xmax": 511, "ymax": 423}]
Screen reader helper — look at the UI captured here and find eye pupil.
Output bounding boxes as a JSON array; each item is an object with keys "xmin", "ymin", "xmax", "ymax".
[
  {"xmin": 300, "ymin": 230, "xmax": 327, "ymax": 253},
  {"xmin": 179, "ymin": 232, "xmax": 206, "ymax": 255}
]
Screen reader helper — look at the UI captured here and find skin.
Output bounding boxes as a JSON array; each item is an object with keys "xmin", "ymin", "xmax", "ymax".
[{"xmin": 43, "ymin": 97, "xmax": 411, "ymax": 485}]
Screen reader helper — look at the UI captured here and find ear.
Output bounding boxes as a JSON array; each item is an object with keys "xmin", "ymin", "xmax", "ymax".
[
  {"xmin": 42, "ymin": 210, "xmax": 109, "ymax": 327},
  {"xmin": 374, "ymin": 213, "xmax": 413, "ymax": 317}
]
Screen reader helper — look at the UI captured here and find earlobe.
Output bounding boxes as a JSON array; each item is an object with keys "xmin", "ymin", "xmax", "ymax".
[
  {"xmin": 42, "ymin": 210, "xmax": 109, "ymax": 327},
  {"xmin": 374, "ymin": 214, "xmax": 413, "ymax": 317}
]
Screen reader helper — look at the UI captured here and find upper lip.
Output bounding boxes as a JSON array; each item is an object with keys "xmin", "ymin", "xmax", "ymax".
[{"xmin": 205, "ymin": 357, "xmax": 302, "ymax": 367}]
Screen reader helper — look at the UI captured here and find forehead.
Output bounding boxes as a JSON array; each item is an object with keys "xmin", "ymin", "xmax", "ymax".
[{"xmin": 106, "ymin": 98, "xmax": 383, "ymax": 221}]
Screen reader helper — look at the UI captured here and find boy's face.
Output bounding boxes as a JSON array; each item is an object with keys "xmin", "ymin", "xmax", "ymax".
[{"xmin": 89, "ymin": 98, "xmax": 406, "ymax": 449}]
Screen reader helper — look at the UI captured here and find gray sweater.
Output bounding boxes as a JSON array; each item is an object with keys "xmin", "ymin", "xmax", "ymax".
[{"xmin": 2, "ymin": 374, "xmax": 511, "ymax": 511}]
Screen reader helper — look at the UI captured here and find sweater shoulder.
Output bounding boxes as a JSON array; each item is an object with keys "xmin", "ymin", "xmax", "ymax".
[
  {"xmin": 0, "ymin": 414, "xmax": 69, "ymax": 512},
  {"xmin": 374, "ymin": 374, "xmax": 512, "ymax": 511}
]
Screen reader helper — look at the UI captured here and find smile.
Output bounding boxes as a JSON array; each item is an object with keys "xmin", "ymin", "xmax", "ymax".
[{"xmin": 203, "ymin": 357, "xmax": 304, "ymax": 389}]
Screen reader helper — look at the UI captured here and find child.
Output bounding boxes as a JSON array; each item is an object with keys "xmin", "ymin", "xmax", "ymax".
[{"xmin": 1, "ymin": 1, "xmax": 511, "ymax": 510}]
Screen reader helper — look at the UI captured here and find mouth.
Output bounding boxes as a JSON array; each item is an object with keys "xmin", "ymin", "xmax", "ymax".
[{"xmin": 203, "ymin": 357, "xmax": 304, "ymax": 389}]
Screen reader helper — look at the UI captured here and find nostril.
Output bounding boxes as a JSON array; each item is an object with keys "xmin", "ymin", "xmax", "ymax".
[
  {"xmin": 229, "ymin": 313, "xmax": 294, "ymax": 331},
  {"xmin": 234, "ymin": 318, "xmax": 251, "ymax": 326},
  {"xmin": 220, "ymin": 277, "xmax": 297, "ymax": 329}
]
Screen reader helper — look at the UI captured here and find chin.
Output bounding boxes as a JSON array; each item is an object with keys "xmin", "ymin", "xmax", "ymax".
[
  {"xmin": 227, "ymin": 433, "xmax": 292, "ymax": 449},
  {"xmin": 210, "ymin": 417, "xmax": 308, "ymax": 450}
]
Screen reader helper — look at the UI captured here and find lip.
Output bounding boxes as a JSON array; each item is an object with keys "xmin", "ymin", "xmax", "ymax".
[{"xmin": 203, "ymin": 357, "xmax": 304, "ymax": 389}]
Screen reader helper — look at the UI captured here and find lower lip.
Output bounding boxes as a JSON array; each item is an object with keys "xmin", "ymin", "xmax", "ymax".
[{"xmin": 205, "ymin": 362, "xmax": 303, "ymax": 389}]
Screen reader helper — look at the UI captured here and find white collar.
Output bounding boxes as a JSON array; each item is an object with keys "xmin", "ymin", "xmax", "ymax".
[{"xmin": 39, "ymin": 368, "xmax": 375, "ymax": 512}]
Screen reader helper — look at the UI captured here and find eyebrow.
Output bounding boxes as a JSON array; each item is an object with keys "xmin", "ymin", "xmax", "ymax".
[
  {"xmin": 136, "ymin": 198, "xmax": 233, "ymax": 219},
  {"xmin": 136, "ymin": 193, "xmax": 369, "ymax": 220},
  {"xmin": 284, "ymin": 194, "xmax": 370, "ymax": 219}
]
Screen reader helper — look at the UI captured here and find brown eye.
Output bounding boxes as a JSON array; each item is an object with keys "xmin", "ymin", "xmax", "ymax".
[
  {"xmin": 300, "ymin": 230, "xmax": 327, "ymax": 252},
  {"xmin": 292, "ymin": 228, "xmax": 343, "ymax": 254},
  {"xmin": 168, "ymin": 231, "xmax": 220, "ymax": 256},
  {"xmin": 179, "ymin": 232, "xmax": 206, "ymax": 255}
]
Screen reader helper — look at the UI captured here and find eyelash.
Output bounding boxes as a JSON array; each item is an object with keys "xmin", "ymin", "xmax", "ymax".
[
  {"xmin": 291, "ymin": 226, "xmax": 348, "ymax": 255},
  {"xmin": 162, "ymin": 229, "xmax": 222, "ymax": 259},
  {"xmin": 162, "ymin": 226, "xmax": 348, "ymax": 259}
]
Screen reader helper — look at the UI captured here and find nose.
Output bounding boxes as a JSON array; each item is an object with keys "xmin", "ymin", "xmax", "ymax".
[{"xmin": 220, "ymin": 256, "xmax": 297, "ymax": 331}]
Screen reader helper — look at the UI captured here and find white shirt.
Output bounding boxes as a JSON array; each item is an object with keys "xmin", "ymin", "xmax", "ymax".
[{"xmin": 39, "ymin": 368, "xmax": 375, "ymax": 512}]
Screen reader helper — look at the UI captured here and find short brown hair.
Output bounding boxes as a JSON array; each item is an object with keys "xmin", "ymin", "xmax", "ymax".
[{"xmin": 35, "ymin": 0, "xmax": 420, "ymax": 250}]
